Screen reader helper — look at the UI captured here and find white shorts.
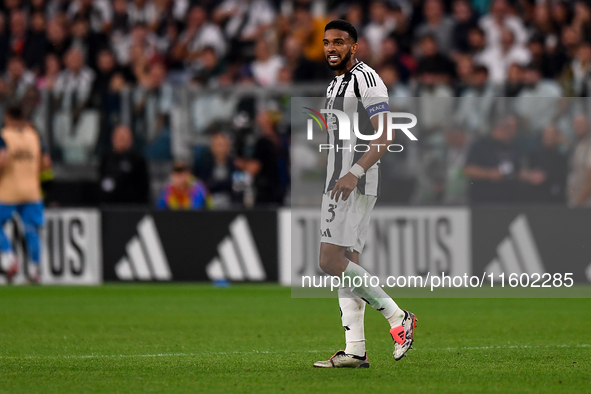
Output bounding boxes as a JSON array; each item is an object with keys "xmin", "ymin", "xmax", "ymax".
[{"xmin": 320, "ymin": 188, "xmax": 377, "ymax": 254}]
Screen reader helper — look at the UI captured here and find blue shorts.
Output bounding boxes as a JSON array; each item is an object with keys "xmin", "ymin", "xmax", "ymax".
[{"xmin": 0, "ymin": 202, "xmax": 45, "ymax": 227}]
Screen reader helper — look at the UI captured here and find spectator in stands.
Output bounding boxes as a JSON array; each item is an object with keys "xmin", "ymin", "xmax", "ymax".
[
  {"xmin": 572, "ymin": 0, "xmax": 591, "ymax": 43},
  {"xmin": 7, "ymin": 10, "xmax": 28, "ymax": 60},
  {"xmin": 415, "ymin": 33, "xmax": 455, "ymax": 83},
  {"xmin": 214, "ymin": 0, "xmax": 275, "ymax": 62},
  {"xmin": 45, "ymin": 19, "xmax": 71, "ymax": 61},
  {"xmin": 364, "ymin": 0, "xmax": 396, "ymax": 58},
  {"xmin": 0, "ymin": 13, "xmax": 8, "ymax": 72},
  {"xmin": 560, "ymin": 26, "xmax": 581, "ymax": 61},
  {"xmin": 388, "ymin": 3, "xmax": 413, "ymax": 54},
  {"xmin": 36, "ymin": 53, "xmax": 61, "ymax": 91},
  {"xmin": 503, "ymin": 62, "xmax": 523, "ymax": 96},
  {"xmin": 417, "ymin": 0, "xmax": 455, "ymax": 55},
  {"xmin": 99, "ymin": 125, "xmax": 150, "ymax": 205},
  {"xmin": 53, "ymin": 47, "xmax": 95, "ymax": 118},
  {"xmin": 561, "ymin": 41, "xmax": 591, "ymax": 96},
  {"xmin": 23, "ymin": 12, "xmax": 47, "ymax": 73},
  {"xmin": 70, "ymin": 17, "xmax": 109, "ymax": 70},
  {"xmin": 193, "ymin": 46, "xmax": 226, "ymax": 86},
  {"xmin": 30, "ymin": 0, "xmax": 48, "ymax": 14},
  {"xmin": 102, "ymin": 72, "xmax": 128, "ymax": 138},
  {"xmin": 354, "ymin": 36, "xmax": 372, "ymax": 64},
  {"xmin": 519, "ymin": 63, "xmax": 562, "ymax": 98},
  {"xmin": 151, "ymin": 0, "xmax": 188, "ymax": 36},
  {"xmin": 515, "ymin": 64, "xmax": 562, "ymax": 135},
  {"xmin": 415, "ymin": 35, "xmax": 454, "ymax": 134},
  {"xmin": 235, "ymin": 110, "xmax": 287, "ymax": 206},
  {"xmin": 159, "ymin": 21, "xmax": 183, "ymax": 72},
  {"xmin": 282, "ymin": 35, "xmax": 327, "ymax": 82},
  {"xmin": 67, "ymin": 0, "xmax": 112, "ymax": 34},
  {"xmin": 451, "ymin": 0, "xmax": 478, "ymax": 54},
  {"xmin": 466, "ymin": 26, "xmax": 486, "ymax": 57},
  {"xmin": 454, "ymin": 54, "xmax": 474, "ymax": 93},
  {"xmin": 92, "ymin": 50, "xmax": 122, "ymax": 152},
  {"xmin": 442, "ymin": 127, "xmax": 470, "ymax": 204},
  {"xmin": 276, "ymin": 65, "xmax": 293, "ymax": 85},
  {"xmin": 525, "ymin": 125, "xmax": 568, "ymax": 204},
  {"xmin": 114, "ymin": 22, "xmax": 158, "ymax": 66},
  {"xmin": 249, "ymin": 38, "xmax": 284, "ymax": 87},
  {"xmin": 194, "ymin": 132, "xmax": 239, "ymax": 209},
  {"xmin": 290, "ymin": 1, "xmax": 328, "ymax": 63},
  {"xmin": 111, "ymin": 0, "xmax": 130, "ymax": 36},
  {"xmin": 475, "ymin": 28, "xmax": 530, "ymax": 84},
  {"xmin": 157, "ymin": 161, "xmax": 211, "ymax": 210},
  {"xmin": 526, "ymin": 35, "xmax": 563, "ymax": 80},
  {"xmin": 464, "ymin": 117, "xmax": 545, "ymax": 204},
  {"xmin": 175, "ymin": 5, "xmax": 226, "ymax": 66},
  {"xmin": 379, "ymin": 64, "xmax": 410, "ymax": 101},
  {"xmin": 374, "ymin": 36, "xmax": 414, "ymax": 82},
  {"xmin": 531, "ymin": 3, "xmax": 558, "ymax": 39},
  {"xmin": 344, "ymin": 3, "xmax": 363, "ymax": 32},
  {"xmin": 128, "ymin": 0, "xmax": 157, "ymax": 26},
  {"xmin": 1, "ymin": 57, "xmax": 36, "ymax": 106},
  {"xmin": 121, "ymin": 42, "xmax": 148, "ymax": 83},
  {"xmin": 133, "ymin": 61, "xmax": 172, "ymax": 158},
  {"xmin": 568, "ymin": 115, "xmax": 591, "ymax": 207},
  {"xmin": 91, "ymin": 50, "xmax": 118, "ymax": 108},
  {"xmin": 455, "ymin": 65, "xmax": 496, "ymax": 135},
  {"xmin": 415, "ymin": 34, "xmax": 455, "ymax": 137},
  {"xmin": 479, "ymin": 0, "xmax": 528, "ymax": 51}
]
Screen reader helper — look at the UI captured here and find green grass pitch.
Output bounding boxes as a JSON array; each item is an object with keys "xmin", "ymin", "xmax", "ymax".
[{"xmin": 1, "ymin": 284, "xmax": 589, "ymax": 393}]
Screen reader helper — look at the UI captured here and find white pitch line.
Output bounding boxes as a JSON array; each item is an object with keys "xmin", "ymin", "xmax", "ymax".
[
  {"xmin": 0, "ymin": 344, "xmax": 589, "ymax": 361},
  {"xmin": 0, "ymin": 350, "xmax": 329, "ymax": 360}
]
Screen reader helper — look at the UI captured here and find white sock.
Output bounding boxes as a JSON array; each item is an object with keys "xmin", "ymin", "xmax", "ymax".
[
  {"xmin": 338, "ymin": 286, "xmax": 366, "ymax": 356},
  {"xmin": 343, "ymin": 261, "xmax": 405, "ymax": 328},
  {"xmin": 28, "ymin": 263, "xmax": 39, "ymax": 277},
  {"xmin": 1, "ymin": 252, "xmax": 14, "ymax": 271}
]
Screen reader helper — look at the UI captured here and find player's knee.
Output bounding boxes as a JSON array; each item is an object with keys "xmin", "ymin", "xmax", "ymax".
[{"xmin": 318, "ymin": 252, "xmax": 339, "ymax": 276}]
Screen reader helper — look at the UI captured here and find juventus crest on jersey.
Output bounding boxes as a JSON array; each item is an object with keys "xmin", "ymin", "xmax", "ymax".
[{"xmin": 324, "ymin": 61, "xmax": 390, "ymax": 196}]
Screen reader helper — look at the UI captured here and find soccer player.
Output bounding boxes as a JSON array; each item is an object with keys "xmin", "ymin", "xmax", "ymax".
[
  {"xmin": 0, "ymin": 106, "xmax": 51, "ymax": 283},
  {"xmin": 313, "ymin": 20, "xmax": 417, "ymax": 368}
]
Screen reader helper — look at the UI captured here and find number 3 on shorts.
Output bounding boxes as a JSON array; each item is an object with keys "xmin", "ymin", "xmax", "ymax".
[{"xmin": 326, "ymin": 204, "xmax": 337, "ymax": 223}]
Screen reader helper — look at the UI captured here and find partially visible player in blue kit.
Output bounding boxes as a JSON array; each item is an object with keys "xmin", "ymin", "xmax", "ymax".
[{"xmin": 0, "ymin": 106, "xmax": 52, "ymax": 283}]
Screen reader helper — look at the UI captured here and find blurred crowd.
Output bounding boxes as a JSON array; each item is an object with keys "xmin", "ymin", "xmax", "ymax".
[
  {"xmin": 408, "ymin": 106, "xmax": 591, "ymax": 207},
  {"xmin": 1, "ymin": 0, "xmax": 591, "ymax": 208},
  {"xmin": 4, "ymin": 0, "xmax": 588, "ymax": 95}
]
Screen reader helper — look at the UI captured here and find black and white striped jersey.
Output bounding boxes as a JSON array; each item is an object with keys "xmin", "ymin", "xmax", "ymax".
[{"xmin": 324, "ymin": 61, "xmax": 389, "ymax": 196}]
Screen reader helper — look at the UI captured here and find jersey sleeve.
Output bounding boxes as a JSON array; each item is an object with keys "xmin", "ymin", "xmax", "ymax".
[{"xmin": 356, "ymin": 68, "xmax": 390, "ymax": 119}]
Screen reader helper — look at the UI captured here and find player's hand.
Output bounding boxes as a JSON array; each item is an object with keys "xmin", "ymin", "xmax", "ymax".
[{"xmin": 331, "ymin": 172, "xmax": 358, "ymax": 202}]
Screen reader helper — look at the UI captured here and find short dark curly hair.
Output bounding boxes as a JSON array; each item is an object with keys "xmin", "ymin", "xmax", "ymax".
[{"xmin": 324, "ymin": 20, "xmax": 358, "ymax": 43}]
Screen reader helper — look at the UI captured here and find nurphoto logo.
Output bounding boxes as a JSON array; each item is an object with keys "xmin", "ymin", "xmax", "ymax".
[{"xmin": 303, "ymin": 107, "xmax": 418, "ymax": 152}]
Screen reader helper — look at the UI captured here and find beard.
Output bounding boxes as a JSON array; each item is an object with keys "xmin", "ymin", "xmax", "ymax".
[{"xmin": 326, "ymin": 48, "xmax": 352, "ymax": 71}]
